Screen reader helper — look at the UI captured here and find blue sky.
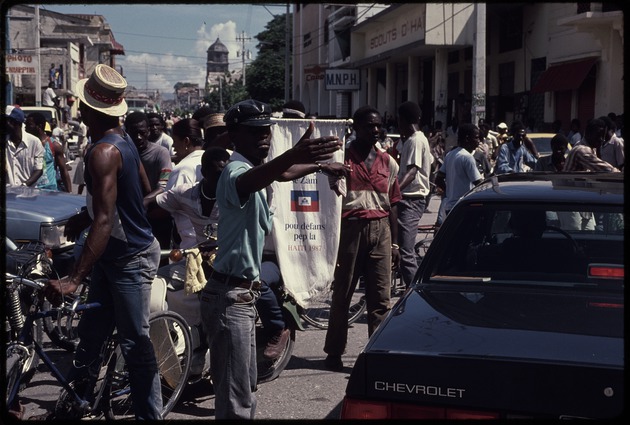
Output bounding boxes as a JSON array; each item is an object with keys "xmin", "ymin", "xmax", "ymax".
[{"xmin": 38, "ymin": 3, "xmax": 288, "ymax": 94}]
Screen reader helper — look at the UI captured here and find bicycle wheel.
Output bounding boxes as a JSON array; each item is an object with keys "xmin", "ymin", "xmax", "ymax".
[
  {"xmin": 104, "ymin": 310, "xmax": 192, "ymax": 419},
  {"xmin": 5, "ymin": 351, "xmax": 23, "ymax": 407},
  {"xmin": 9, "ymin": 282, "xmax": 44, "ymax": 378},
  {"xmin": 414, "ymin": 237, "xmax": 433, "ymax": 264},
  {"xmin": 256, "ymin": 327, "xmax": 295, "ymax": 384},
  {"xmin": 301, "ymin": 279, "xmax": 366, "ymax": 330},
  {"xmin": 53, "ymin": 337, "xmax": 117, "ymax": 420}
]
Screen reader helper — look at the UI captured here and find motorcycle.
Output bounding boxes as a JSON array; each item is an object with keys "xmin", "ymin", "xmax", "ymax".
[
  {"xmin": 4, "ymin": 237, "xmax": 53, "ymax": 387},
  {"xmin": 153, "ymin": 243, "xmax": 303, "ymax": 385}
]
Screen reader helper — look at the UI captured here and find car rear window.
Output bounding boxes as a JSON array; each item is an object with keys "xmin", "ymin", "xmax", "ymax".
[{"xmin": 425, "ymin": 204, "xmax": 624, "ymax": 289}]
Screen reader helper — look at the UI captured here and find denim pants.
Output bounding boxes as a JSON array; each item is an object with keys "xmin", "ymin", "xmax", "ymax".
[
  {"xmin": 70, "ymin": 238, "xmax": 162, "ymax": 420},
  {"xmin": 257, "ymin": 260, "xmax": 285, "ymax": 334},
  {"xmin": 397, "ymin": 196, "xmax": 426, "ymax": 287},
  {"xmin": 199, "ymin": 278, "xmax": 259, "ymax": 419},
  {"xmin": 324, "ymin": 217, "xmax": 392, "ymax": 357}
]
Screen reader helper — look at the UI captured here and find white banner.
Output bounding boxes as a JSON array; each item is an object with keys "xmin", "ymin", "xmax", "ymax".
[{"xmin": 268, "ymin": 118, "xmax": 349, "ymax": 307}]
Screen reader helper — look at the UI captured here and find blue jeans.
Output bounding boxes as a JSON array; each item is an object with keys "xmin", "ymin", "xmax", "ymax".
[
  {"xmin": 257, "ymin": 261, "xmax": 285, "ymax": 334},
  {"xmin": 70, "ymin": 238, "xmax": 162, "ymax": 420},
  {"xmin": 397, "ymin": 196, "xmax": 426, "ymax": 287},
  {"xmin": 199, "ymin": 278, "xmax": 259, "ymax": 419}
]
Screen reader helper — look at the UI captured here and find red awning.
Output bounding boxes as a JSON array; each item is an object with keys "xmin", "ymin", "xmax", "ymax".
[{"xmin": 531, "ymin": 57, "xmax": 598, "ymax": 93}]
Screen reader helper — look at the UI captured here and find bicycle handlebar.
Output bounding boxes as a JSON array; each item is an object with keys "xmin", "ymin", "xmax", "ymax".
[{"xmin": 6, "ymin": 273, "xmax": 47, "ymax": 290}]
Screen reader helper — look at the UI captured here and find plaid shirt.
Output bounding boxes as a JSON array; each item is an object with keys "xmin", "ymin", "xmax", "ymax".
[{"xmin": 563, "ymin": 142, "xmax": 619, "ymax": 172}]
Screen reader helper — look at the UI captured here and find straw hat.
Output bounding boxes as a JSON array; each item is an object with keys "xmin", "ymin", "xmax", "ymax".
[
  {"xmin": 202, "ymin": 113, "xmax": 226, "ymax": 130},
  {"xmin": 75, "ymin": 64, "xmax": 128, "ymax": 116}
]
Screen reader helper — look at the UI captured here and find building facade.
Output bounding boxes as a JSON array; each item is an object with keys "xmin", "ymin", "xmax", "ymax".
[
  {"xmin": 5, "ymin": 4, "xmax": 125, "ymax": 112},
  {"xmin": 292, "ymin": 2, "xmax": 624, "ymax": 132}
]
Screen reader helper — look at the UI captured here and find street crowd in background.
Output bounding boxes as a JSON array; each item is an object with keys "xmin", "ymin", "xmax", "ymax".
[{"xmin": 4, "ymin": 64, "xmax": 625, "ymax": 420}]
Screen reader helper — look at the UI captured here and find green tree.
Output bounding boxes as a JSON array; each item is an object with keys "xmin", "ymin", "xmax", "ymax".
[{"xmin": 246, "ymin": 13, "xmax": 291, "ymax": 110}]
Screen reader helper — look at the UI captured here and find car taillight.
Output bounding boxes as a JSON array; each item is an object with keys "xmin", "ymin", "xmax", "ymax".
[
  {"xmin": 588, "ymin": 264, "xmax": 624, "ymax": 279},
  {"xmin": 341, "ymin": 397, "xmax": 499, "ymax": 419}
]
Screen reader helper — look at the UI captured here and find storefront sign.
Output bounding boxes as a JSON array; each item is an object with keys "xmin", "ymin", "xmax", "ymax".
[
  {"xmin": 365, "ymin": 13, "xmax": 425, "ymax": 57},
  {"xmin": 325, "ymin": 69, "xmax": 360, "ymax": 91},
  {"xmin": 305, "ymin": 64, "xmax": 327, "ymax": 82},
  {"xmin": 5, "ymin": 53, "xmax": 38, "ymax": 75}
]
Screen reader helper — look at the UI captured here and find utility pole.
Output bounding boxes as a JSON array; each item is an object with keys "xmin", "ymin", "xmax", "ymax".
[
  {"xmin": 284, "ymin": 3, "xmax": 290, "ymax": 101},
  {"xmin": 218, "ymin": 76, "xmax": 224, "ymax": 111},
  {"xmin": 35, "ymin": 5, "xmax": 41, "ymax": 106},
  {"xmin": 236, "ymin": 31, "xmax": 251, "ymax": 86}
]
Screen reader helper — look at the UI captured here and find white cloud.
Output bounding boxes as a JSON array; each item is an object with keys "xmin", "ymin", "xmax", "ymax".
[{"xmin": 120, "ymin": 20, "xmax": 246, "ymax": 94}]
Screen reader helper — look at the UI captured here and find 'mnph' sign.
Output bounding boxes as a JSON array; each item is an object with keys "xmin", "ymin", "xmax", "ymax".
[{"xmin": 325, "ymin": 69, "xmax": 360, "ymax": 91}]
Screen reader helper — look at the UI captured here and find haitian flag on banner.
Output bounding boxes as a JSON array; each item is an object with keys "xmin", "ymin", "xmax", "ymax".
[{"xmin": 291, "ymin": 190, "xmax": 319, "ymax": 212}]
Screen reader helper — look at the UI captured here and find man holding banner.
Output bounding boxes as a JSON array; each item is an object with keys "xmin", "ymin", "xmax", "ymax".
[
  {"xmin": 323, "ymin": 105, "xmax": 402, "ymax": 372},
  {"xmin": 199, "ymin": 99, "xmax": 341, "ymax": 419}
]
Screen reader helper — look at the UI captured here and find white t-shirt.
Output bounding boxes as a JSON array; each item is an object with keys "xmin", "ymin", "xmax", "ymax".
[
  {"xmin": 165, "ymin": 150, "xmax": 203, "ymax": 248},
  {"xmin": 42, "ymin": 87, "xmax": 57, "ymax": 106},
  {"xmin": 439, "ymin": 146, "xmax": 482, "ymax": 212},
  {"xmin": 5, "ymin": 131, "xmax": 44, "ymax": 186},
  {"xmin": 156, "ymin": 182, "xmax": 219, "ymax": 247},
  {"xmin": 396, "ymin": 130, "xmax": 433, "ymax": 197}
]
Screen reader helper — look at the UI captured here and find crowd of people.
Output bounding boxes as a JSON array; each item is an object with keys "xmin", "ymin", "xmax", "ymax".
[{"xmin": 5, "ymin": 63, "xmax": 624, "ymax": 420}]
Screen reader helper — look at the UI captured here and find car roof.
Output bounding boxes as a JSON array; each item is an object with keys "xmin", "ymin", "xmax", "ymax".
[{"xmin": 462, "ymin": 172, "xmax": 623, "ymax": 205}]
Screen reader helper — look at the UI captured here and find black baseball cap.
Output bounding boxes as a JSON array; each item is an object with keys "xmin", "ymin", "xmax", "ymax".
[{"xmin": 224, "ymin": 99, "xmax": 275, "ymax": 127}]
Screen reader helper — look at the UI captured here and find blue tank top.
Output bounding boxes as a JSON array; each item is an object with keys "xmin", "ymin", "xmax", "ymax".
[
  {"xmin": 36, "ymin": 138, "xmax": 57, "ymax": 190},
  {"xmin": 84, "ymin": 132, "xmax": 154, "ymax": 260}
]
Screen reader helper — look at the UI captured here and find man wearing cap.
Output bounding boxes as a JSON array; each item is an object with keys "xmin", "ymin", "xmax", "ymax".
[
  {"xmin": 192, "ymin": 106, "xmax": 228, "ymax": 149},
  {"xmin": 61, "ymin": 93, "xmax": 76, "ymax": 126},
  {"xmin": 44, "ymin": 64, "xmax": 163, "ymax": 420},
  {"xmin": 199, "ymin": 99, "xmax": 341, "ymax": 419},
  {"xmin": 491, "ymin": 122, "xmax": 509, "ymax": 161},
  {"xmin": 5, "ymin": 105, "xmax": 44, "ymax": 187}
]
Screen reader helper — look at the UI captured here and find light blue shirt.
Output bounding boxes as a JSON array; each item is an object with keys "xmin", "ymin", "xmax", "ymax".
[
  {"xmin": 439, "ymin": 147, "xmax": 482, "ymax": 212},
  {"xmin": 212, "ymin": 152, "xmax": 272, "ymax": 281},
  {"xmin": 495, "ymin": 140, "xmax": 537, "ymax": 174}
]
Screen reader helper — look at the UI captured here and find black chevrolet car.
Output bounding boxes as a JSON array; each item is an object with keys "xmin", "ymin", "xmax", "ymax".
[{"xmin": 342, "ymin": 173, "xmax": 624, "ymax": 420}]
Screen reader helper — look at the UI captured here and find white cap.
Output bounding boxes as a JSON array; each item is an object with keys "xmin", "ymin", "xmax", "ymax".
[{"xmin": 497, "ymin": 122, "xmax": 508, "ymax": 130}]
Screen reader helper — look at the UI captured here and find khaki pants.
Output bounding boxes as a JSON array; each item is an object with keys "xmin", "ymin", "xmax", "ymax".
[{"xmin": 324, "ymin": 217, "xmax": 392, "ymax": 357}]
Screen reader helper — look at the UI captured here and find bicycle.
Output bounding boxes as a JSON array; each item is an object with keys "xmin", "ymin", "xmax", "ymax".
[
  {"xmin": 5, "ymin": 239, "xmax": 51, "ymax": 387},
  {"xmin": 5, "ymin": 274, "xmax": 191, "ymax": 420},
  {"xmin": 414, "ymin": 223, "xmax": 437, "ymax": 264}
]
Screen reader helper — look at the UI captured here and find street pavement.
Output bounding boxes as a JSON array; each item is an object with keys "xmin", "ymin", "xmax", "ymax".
[
  {"xmin": 21, "ymin": 158, "xmax": 441, "ymax": 419},
  {"xmin": 16, "ymin": 202, "xmax": 440, "ymax": 420}
]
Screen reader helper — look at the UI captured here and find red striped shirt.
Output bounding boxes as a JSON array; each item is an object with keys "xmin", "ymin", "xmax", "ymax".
[{"xmin": 342, "ymin": 145, "xmax": 402, "ymax": 219}]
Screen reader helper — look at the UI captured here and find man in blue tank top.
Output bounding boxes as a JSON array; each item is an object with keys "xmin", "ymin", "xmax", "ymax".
[{"xmin": 45, "ymin": 64, "xmax": 162, "ymax": 420}]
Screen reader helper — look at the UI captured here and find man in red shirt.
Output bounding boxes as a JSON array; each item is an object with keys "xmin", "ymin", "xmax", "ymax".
[{"xmin": 324, "ymin": 105, "xmax": 402, "ymax": 372}]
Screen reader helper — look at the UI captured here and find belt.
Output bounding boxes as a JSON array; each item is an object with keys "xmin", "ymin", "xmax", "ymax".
[
  {"xmin": 205, "ymin": 264, "xmax": 261, "ymax": 291},
  {"xmin": 402, "ymin": 194, "xmax": 426, "ymax": 200}
]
